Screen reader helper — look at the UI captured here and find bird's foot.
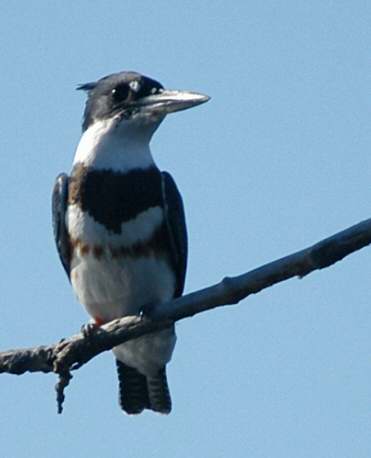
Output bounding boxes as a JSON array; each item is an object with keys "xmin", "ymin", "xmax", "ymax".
[{"xmin": 81, "ymin": 317, "xmax": 105, "ymax": 340}]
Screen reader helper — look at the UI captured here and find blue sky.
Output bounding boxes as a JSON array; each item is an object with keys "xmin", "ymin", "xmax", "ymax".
[{"xmin": 0, "ymin": 2, "xmax": 370, "ymax": 457}]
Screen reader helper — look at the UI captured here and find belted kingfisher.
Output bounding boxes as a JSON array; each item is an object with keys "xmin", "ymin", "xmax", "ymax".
[{"xmin": 52, "ymin": 71, "xmax": 209, "ymax": 414}]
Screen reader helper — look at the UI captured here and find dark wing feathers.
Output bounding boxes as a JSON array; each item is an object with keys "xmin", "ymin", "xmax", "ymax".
[
  {"xmin": 161, "ymin": 171, "xmax": 188, "ymax": 297},
  {"xmin": 52, "ymin": 173, "xmax": 71, "ymax": 279}
]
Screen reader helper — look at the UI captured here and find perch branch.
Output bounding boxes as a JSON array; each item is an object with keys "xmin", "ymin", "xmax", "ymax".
[{"xmin": 0, "ymin": 217, "xmax": 370, "ymax": 412}]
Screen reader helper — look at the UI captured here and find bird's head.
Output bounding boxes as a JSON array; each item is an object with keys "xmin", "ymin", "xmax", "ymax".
[{"xmin": 78, "ymin": 71, "xmax": 210, "ymax": 141}]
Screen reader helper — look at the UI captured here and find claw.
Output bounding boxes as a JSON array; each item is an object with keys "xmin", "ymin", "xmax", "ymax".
[
  {"xmin": 81, "ymin": 322, "xmax": 97, "ymax": 340},
  {"xmin": 81, "ymin": 317, "xmax": 105, "ymax": 340}
]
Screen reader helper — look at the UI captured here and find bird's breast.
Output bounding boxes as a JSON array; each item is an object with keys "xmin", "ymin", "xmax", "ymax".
[
  {"xmin": 68, "ymin": 163, "xmax": 163, "ymax": 233},
  {"xmin": 66, "ymin": 164, "xmax": 175, "ymax": 320}
]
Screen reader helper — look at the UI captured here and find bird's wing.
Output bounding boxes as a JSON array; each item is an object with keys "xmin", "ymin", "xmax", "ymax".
[
  {"xmin": 52, "ymin": 173, "xmax": 71, "ymax": 280},
  {"xmin": 161, "ymin": 171, "xmax": 188, "ymax": 297}
]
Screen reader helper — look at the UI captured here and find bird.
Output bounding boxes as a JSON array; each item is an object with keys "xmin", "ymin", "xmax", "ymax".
[{"xmin": 52, "ymin": 70, "xmax": 210, "ymax": 414}]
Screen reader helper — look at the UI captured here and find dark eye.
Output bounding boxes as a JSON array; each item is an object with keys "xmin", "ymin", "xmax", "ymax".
[{"xmin": 111, "ymin": 84, "xmax": 130, "ymax": 103}]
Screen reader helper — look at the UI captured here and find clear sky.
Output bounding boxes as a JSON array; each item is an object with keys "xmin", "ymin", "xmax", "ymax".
[{"xmin": 0, "ymin": 2, "xmax": 370, "ymax": 457}]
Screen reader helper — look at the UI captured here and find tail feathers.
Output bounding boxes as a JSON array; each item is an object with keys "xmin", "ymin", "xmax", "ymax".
[
  {"xmin": 116, "ymin": 360, "xmax": 149, "ymax": 414},
  {"xmin": 116, "ymin": 360, "xmax": 172, "ymax": 415},
  {"xmin": 147, "ymin": 367, "xmax": 172, "ymax": 414}
]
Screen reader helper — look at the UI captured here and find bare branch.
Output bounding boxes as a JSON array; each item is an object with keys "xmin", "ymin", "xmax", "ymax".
[{"xmin": 1, "ymin": 217, "xmax": 370, "ymax": 411}]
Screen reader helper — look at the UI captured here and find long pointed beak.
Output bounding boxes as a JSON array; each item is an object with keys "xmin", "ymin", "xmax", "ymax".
[{"xmin": 136, "ymin": 90, "xmax": 210, "ymax": 115}]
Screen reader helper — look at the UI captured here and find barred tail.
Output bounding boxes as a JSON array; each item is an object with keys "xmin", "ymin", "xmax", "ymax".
[
  {"xmin": 116, "ymin": 360, "xmax": 171, "ymax": 415},
  {"xmin": 116, "ymin": 360, "xmax": 149, "ymax": 414},
  {"xmin": 147, "ymin": 367, "xmax": 172, "ymax": 414}
]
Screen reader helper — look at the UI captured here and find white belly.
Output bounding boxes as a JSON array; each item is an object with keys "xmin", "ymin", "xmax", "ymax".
[
  {"xmin": 67, "ymin": 202, "xmax": 175, "ymax": 318},
  {"xmin": 68, "ymin": 201, "xmax": 177, "ymax": 376},
  {"xmin": 71, "ymin": 252, "xmax": 175, "ymax": 320},
  {"xmin": 71, "ymin": 250, "xmax": 176, "ymax": 376}
]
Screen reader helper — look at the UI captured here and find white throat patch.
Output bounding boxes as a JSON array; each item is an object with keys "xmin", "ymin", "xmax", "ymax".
[{"xmin": 73, "ymin": 119, "xmax": 155, "ymax": 173}]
